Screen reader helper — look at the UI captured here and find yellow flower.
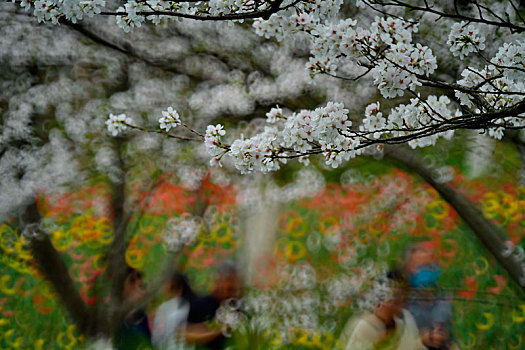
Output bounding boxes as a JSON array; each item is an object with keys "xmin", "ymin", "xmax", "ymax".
[
  {"xmin": 481, "ymin": 192, "xmax": 501, "ymax": 219},
  {"xmin": 426, "ymin": 199, "xmax": 449, "ymax": 220},
  {"xmin": 0, "ymin": 224, "xmax": 16, "ymax": 254},
  {"xmin": 126, "ymin": 249, "xmax": 145, "ymax": 269},
  {"xmin": 34, "ymin": 339, "xmax": 45, "ymax": 350},
  {"xmin": 511, "ymin": 305, "xmax": 525, "ymax": 323},
  {"xmin": 458, "ymin": 333, "xmax": 476, "ymax": 349},
  {"xmin": 4, "ymin": 329, "xmax": 23, "ymax": 348},
  {"xmin": 473, "ymin": 257, "xmax": 489, "ymax": 276},
  {"xmin": 275, "ymin": 238, "xmax": 307, "ymax": 263},
  {"xmin": 209, "ymin": 223, "xmax": 235, "ymax": 244},
  {"xmin": 0, "ymin": 275, "xmax": 16, "ymax": 296},
  {"xmin": 475, "ymin": 312, "xmax": 494, "ymax": 330},
  {"xmin": 51, "ymin": 229, "xmax": 73, "ymax": 252}
]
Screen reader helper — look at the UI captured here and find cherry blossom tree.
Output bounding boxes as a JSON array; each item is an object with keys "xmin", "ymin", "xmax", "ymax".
[
  {"xmin": 2, "ymin": 0, "xmax": 525, "ymax": 342},
  {"xmin": 0, "ymin": 5, "xmax": 238, "ymax": 339},
  {"xmin": 11, "ymin": 1, "xmax": 524, "ymax": 171},
  {"xmin": 1, "ymin": 3, "xmax": 337, "ymax": 341},
  {"xmin": 19, "ymin": 0, "xmax": 517, "ymax": 175},
  {"xmin": 90, "ymin": 0, "xmax": 525, "ymax": 291}
]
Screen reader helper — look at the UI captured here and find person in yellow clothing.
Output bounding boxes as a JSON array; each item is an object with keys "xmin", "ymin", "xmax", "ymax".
[{"xmin": 340, "ymin": 270, "xmax": 426, "ymax": 350}]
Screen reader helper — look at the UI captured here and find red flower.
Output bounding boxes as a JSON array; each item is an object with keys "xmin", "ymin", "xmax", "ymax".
[{"xmin": 458, "ymin": 276, "xmax": 477, "ymax": 299}]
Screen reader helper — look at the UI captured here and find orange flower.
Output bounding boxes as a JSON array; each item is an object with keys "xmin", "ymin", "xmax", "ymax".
[
  {"xmin": 487, "ymin": 274, "xmax": 507, "ymax": 295},
  {"xmin": 458, "ymin": 276, "xmax": 477, "ymax": 299}
]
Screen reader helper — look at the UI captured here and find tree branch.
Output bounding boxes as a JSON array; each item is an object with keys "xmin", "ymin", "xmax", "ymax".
[
  {"xmin": 105, "ymin": 137, "xmax": 132, "ymax": 336},
  {"xmin": 385, "ymin": 145, "xmax": 525, "ymax": 296},
  {"xmin": 99, "ymin": 0, "xmax": 289, "ymax": 22},
  {"xmin": 366, "ymin": 0, "xmax": 525, "ymax": 33}
]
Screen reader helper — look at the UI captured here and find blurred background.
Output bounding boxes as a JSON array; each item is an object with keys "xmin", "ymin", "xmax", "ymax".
[{"xmin": 1, "ymin": 1, "xmax": 524, "ymax": 349}]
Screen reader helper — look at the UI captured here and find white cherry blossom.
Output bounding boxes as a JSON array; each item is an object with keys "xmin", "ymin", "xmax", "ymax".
[
  {"xmin": 447, "ymin": 21, "xmax": 486, "ymax": 59},
  {"xmin": 105, "ymin": 113, "xmax": 132, "ymax": 136},
  {"xmin": 163, "ymin": 214, "xmax": 201, "ymax": 251},
  {"xmin": 159, "ymin": 107, "xmax": 181, "ymax": 132},
  {"xmin": 17, "ymin": 0, "xmax": 521, "ymax": 173}
]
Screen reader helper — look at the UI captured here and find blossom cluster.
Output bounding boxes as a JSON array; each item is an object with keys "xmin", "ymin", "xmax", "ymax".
[
  {"xmin": 105, "ymin": 113, "xmax": 132, "ymax": 136},
  {"xmin": 115, "ymin": 1, "xmax": 148, "ymax": 32},
  {"xmin": 308, "ymin": 16, "xmax": 437, "ymax": 98},
  {"xmin": 253, "ymin": 0, "xmax": 343, "ymax": 41},
  {"xmin": 14, "ymin": 0, "xmax": 274, "ymax": 31},
  {"xmin": 227, "ymin": 102, "xmax": 360, "ymax": 173},
  {"xmin": 491, "ymin": 41, "xmax": 525, "ymax": 82},
  {"xmin": 447, "ymin": 21, "xmax": 486, "ymax": 59},
  {"xmin": 454, "ymin": 43, "xmax": 525, "ymax": 139},
  {"xmin": 458, "ymin": 60, "xmax": 525, "ymax": 109},
  {"xmin": 116, "ymin": 93, "xmax": 472, "ymax": 174},
  {"xmin": 113, "ymin": 1, "xmax": 190, "ymax": 31},
  {"xmin": 215, "ymin": 298, "xmax": 245, "ymax": 337},
  {"xmin": 204, "ymin": 124, "xmax": 228, "ymax": 166},
  {"xmin": 109, "ymin": 94, "xmax": 520, "ymax": 174},
  {"xmin": 272, "ymin": 12, "xmax": 437, "ymax": 99},
  {"xmin": 158, "ymin": 107, "xmax": 181, "ymax": 132},
  {"xmin": 13, "ymin": 0, "xmax": 106, "ymax": 24},
  {"xmin": 384, "ymin": 95, "xmax": 456, "ymax": 149},
  {"xmin": 79, "ymin": 0, "xmax": 525, "ymax": 172},
  {"xmin": 458, "ymin": 74, "xmax": 523, "ymax": 139},
  {"xmin": 162, "ymin": 214, "xmax": 200, "ymax": 251},
  {"xmin": 229, "ymin": 126, "xmax": 284, "ymax": 173},
  {"xmin": 251, "ymin": 3, "xmax": 522, "ymax": 152},
  {"xmin": 216, "ymin": 95, "xmax": 457, "ymax": 173},
  {"xmin": 235, "ymin": 261, "xmax": 389, "ymax": 346},
  {"xmin": 265, "ymin": 106, "xmax": 284, "ymax": 124},
  {"xmin": 371, "ymin": 43, "xmax": 437, "ymax": 98}
]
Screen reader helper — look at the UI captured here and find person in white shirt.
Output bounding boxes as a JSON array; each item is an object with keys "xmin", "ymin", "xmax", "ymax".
[
  {"xmin": 340, "ymin": 270, "xmax": 426, "ymax": 350},
  {"xmin": 152, "ymin": 272, "xmax": 194, "ymax": 350}
]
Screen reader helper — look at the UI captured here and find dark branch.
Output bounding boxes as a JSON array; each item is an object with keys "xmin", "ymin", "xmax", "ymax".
[
  {"xmin": 365, "ymin": 0, "xmax": 525, "ymax": 33},
  {"xmin": 385, "ymin": 145, "xmax": 525, "ymax": 296},
  {"xmin": 99, "ymin": 0, "xmax": 291, "ymax": 22},
  {"xmin": 22, "ymin": 201, "xmax": 95, "ymax": 336}
]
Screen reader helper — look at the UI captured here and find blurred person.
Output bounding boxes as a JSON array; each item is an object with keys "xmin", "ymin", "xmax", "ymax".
[
  {"xmin": 114, "ymin": 266, "xmax": 152, "ymax": 350},
  {"xmin": 340, "ymin": 270, "xmax": 425, "ymax": 350},
  {"xmin": 152, "ymin": 272, "xmax": 196, "ymax": 350},
  {"xmin": 185, "ymin": 263, "xmax": 242, "ymax": 350},
  {"xmin": 405, "ymin": 242, "xmax": 456, "ymax": 350}
]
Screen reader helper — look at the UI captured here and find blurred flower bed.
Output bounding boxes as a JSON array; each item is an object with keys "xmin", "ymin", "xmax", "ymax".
[{"xmin": 0, "ymin": 167, "xmax": 524, "ymax": 349}]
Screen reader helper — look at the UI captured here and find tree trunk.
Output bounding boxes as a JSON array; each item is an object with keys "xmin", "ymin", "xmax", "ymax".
[
  {"xmin": 386, "ymin": 145, "xmax": 525, "ymax": 295},
  {"xmin": 22, "ymin": 201, "xmax": 97, "ymax": 336},
  {"xmin": 105, "ymin": 137, "xmax": 131, "ymax": 337},
  {"xmin": 21, "ymin": 138, "xmax": 134, "ymax": 339}
]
